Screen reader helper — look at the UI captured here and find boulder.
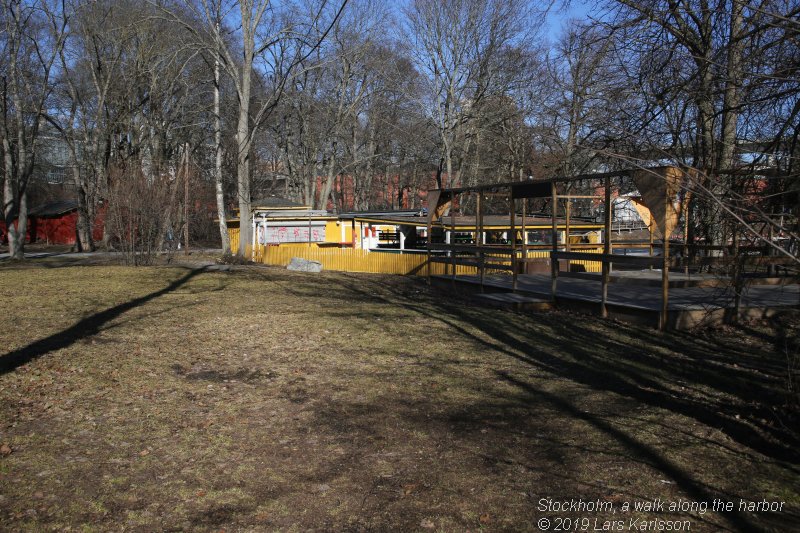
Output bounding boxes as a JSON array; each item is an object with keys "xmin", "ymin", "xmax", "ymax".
[{"xmin": 287, "ymin": 257, "xmax": 323, "ymax": 273}]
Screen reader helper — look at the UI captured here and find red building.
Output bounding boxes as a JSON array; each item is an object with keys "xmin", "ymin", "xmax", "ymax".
[{"xmin": 1, "ymin": 200, "xmax": 104, "ymax": 246}]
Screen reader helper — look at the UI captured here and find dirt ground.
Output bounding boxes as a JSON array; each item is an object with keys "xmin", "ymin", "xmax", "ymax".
[{"xmin": 0, "ymin": 257, "xmax": 798, "ymax": 532}]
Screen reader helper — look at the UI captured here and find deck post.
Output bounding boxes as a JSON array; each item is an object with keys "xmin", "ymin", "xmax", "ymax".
[
  {"xmin": 602, "ymin": 176, "xmax": 611, "ymax": 318},
  {"xmin": 660, "ymin": 183, "xmax": 671, "ymax": 330},
  {"xmin": 767, "ymin": 224, "xmax": 775, "ymax": 276},
  {"xmin": 551, "ymin": 181, "xmax": 558, "ymax": 302},
  {"xmin": 682, "ymin": 191, "xmax": 691, "ymax": 275},
  {"xmin": 521, "ymin": 199, "xmax": 527, "ymax": 276},
  {"xmin": 426, "ymin": 218, "xmax": 432, "ymax": 284},
  {"xmin": 565, "ymin": 195, "xmax": 571, "ymax": 273},
  {"xmin": 511, "ymin": 197, "xmax": 517, "ymax": 291},
  {"xmin": 451, "ymin": 214, "xmax": 456, "ymax": 281},
  {"xmin": 733, "ymin": 225, "xmax": 741, "ymax": 321},
  {"xmin": 478, "ymin": 192, "xmax": 485, "ymax": 292}
]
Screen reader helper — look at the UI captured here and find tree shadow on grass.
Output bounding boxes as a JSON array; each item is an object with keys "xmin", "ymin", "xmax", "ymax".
[
  {"xmin": 441, "ymin": 305, "xmax": 800, "ymax": 464},
  {"xmin": 364, "ymin": 276, "xmax": 800, "ymax": 462},
  {"xmin": 315, "ymin": 274, "xmax": 799, "ymax": 530},
  {"xmin": 0, "ymin": 266, "xmax": 211, "ymax": 375},
  {"xmin": 306, "ymin": 372, "xmax": 755, "ymax": 531}
]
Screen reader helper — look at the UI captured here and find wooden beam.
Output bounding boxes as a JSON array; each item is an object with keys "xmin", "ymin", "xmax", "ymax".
[
  {"xmin": 552, "ymin": 251, "xmax": 661, "ymax": 268},
  {"xmin": 450, "ymin": 214, "xmax": 456, "ymax": 281},
  {"xmin": 565, "ymin": 197, "xmax": 571, "ymax": 272},
  {"xmin": 427, "ymin": 168, "xmax": 637, "ymax": 198},
  {"xmin": 512, "ymin": 181, "xmax": 552, "ymax": 199},
  {"xmin": 430, "ymin": 257, "xmax": 514, "ymax": 271},
  {"xmin": 521, "ymin": 199, "xmax": 527, "ymax": 275},
  {"xmin": 551, "ymin": 182, "xmax": 558, "ymax": 301},
  {"xmin": 602, "ymin": 176, "xmax": 612, "ymax": 318},
  {"xmin": 733, "ymin": 225, "xmax": 741, "ymax": 320},
  {"xmin": 426, "ymin": 220, "xmax": 432, "ymax": 284},
  {"xmin": 478, "ymin": 192, "xmax": 485, "ymax": 292},
  {"xmin": 682, "ymin": 190, "xmax": 692, "ymax": 275},
  {"xmin": 426, "ymin": 189, "xmax": 452, "ymax": 224},
  {"xmin": 660, "ymin": 180, "xmax": 670, "ymax": 330},
  {"xmin": 511, "ymin": 197, "xmax": 517, "ymax": 291}
]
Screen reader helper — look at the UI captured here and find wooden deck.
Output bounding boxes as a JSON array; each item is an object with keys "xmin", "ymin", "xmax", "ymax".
[{"xmin": 433, "ymin": 273, "xmax": 800, "ymax": 329}]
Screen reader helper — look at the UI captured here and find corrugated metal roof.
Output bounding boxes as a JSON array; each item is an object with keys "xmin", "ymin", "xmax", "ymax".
[
  {"xmin": 339, "ymin": 209, "xmax": 424, "ymax": 220},
  {"xmin": 29, "ymin": 200, "xmax": 78, "ymax": 217},
  {"xmin": 348, "ymin": 214, "xmax": 603, "ymax": 229},
  {"xmin": 253, "ymin": 209, "xmax": 331, "ymax": 218},
  {"xmin": 437, "ymin": 215, "xmax": 599, "ymax": 227}
]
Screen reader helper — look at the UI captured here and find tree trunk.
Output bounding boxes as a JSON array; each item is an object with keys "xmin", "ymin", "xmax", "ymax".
[
  {"xmin": 718, "ymin": 0, "xmax": 744, "ymax": 171},
  {"xmin": 3, "ymin": 137, "xmax": 24, "ymax": 259},
  {"xmin": 214, "ymin": 52, "xmax": 230, "ymax": 254},
  {"xmin": 236, "ymin": 69, "xmax": 252, "ymax": 257},
  {"xmin": 73, "ymin": 165, "xmax": 93, "ymax": 251},
  {"xmin": 318, "ymin": 144, "xmax": 337, "ymax": 210}
]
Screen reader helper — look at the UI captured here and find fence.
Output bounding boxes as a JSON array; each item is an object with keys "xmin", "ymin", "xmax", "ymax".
[
  {"xmin": 247, "ymin": 244, "xmax": 449, "ymax": 275},
  {"xmin": 229, "ymin": 227, "xmax": 240, "ymax": 254},
  {"xmin": 244, "ymin": 243, "xmax": 602, "ymax": 276}
]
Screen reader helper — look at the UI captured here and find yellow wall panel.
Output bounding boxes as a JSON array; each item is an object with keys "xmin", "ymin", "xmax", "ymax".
[{"xmin": 229, "ymin": 226, "xmax": 602, "ymax": 275}]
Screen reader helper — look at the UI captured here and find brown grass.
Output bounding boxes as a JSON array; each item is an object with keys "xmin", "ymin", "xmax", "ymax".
[{"xmin": 0, "ymin": 259, "xmax": 798, "ymax": 532}]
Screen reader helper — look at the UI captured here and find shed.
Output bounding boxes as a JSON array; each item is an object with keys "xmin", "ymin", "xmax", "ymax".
[{"xmin": 1, "ymin": 200, "xmax": 104, "ymax": 245}]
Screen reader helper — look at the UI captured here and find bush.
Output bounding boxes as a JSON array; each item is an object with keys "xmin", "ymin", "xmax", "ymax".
[{"xmin": 105, "ymin": 165, "xmax": 181, "ymax": 266}]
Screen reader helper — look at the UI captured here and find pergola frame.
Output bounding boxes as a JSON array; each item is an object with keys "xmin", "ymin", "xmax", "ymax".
[{"xmin": 425, "ymin": 166, "xmax": 795, "ymax": 330}]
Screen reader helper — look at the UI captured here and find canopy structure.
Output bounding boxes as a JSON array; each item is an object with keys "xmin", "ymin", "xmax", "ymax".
[
  {"xmin": 631, "ymin": 167, "xmax": 684, "ymax": 239},
  {"xmin": 424, "ymin": 166, "xmax": 714, "ymax": 330}
]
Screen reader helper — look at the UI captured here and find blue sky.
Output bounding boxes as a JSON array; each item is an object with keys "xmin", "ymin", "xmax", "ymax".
[{"xmin": 543, "ymin": 0, "xmax": 593, "ymax": 43}]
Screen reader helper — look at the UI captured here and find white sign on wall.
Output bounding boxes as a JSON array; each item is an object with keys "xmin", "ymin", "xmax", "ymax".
[{"xmin": 257, "ymin": 223, "xmax": 326, "ymax": 244}]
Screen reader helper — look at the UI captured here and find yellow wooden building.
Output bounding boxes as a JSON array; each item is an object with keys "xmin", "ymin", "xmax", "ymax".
[{"xmin": 224, "ymin": 200, "xmax": 605, "ymax": 275}]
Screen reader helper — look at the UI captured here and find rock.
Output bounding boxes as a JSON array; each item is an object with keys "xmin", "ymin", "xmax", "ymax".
[
  {"xmin": 205, "ymin": 264, "xmax": 231, "ymax": 271},
  {"xmin": 287, "ymin": 257, "xmax": 323, "ymax": 273}
]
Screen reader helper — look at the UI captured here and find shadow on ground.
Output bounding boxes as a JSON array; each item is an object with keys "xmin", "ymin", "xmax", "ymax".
[
  {"xmin": 307, "ymin": 273, "xmax": 800, "ymax": 532},
  {"xmin": 0, "ymin": 266, "xmax": 211, "ymax": 374}
]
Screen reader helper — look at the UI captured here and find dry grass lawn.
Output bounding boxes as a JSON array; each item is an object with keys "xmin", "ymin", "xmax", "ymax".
[{"xmin": 0, "ymin": 259, "xmax": 798, "ymax": 532}]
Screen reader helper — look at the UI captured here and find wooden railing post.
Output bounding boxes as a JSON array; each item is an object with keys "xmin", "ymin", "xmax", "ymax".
[
  {"xmin": 565, "ymin": 195, "xmax": 571, "ymax": 272},
  {"xmin": 602, "ymin": 176, "xmax": 612, "ymax": 318},
  {"xmin": 551, "ymin": 182, "xmax": 558, "ymax": 302},
  {"xmin": 511, "ymin": 197, "xmax": 517, "ymax": 291},
  {"xmin": 426, "ymin": 219, "xmax": 432, "ymax": 283},
  {"xmin": 478, "ymin": 192, "xmax": 485, "ymax": 292},
  {"xmin": 660, "ymin": 184, "xmax": 671, "ymax": 330},
  {"xmin": 521, "ymin": 199, "xmax": 527, "ymax": 276}
]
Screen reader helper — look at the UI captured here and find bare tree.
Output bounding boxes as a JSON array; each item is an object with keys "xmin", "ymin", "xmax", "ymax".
[
  {"xmin": 212, "ymin": 35, "xmax": 231, "ymax": 253},
  {"xmin": 162, "ymin": 0, "xmax": 347, "ymax": 256},
  {"xmin": 310, "ymin": 0, "xmax": 389, "ymax": 210},
  {"xmin": 605, "ymin": 0, "xmax": 800, "ymax": 248},
  {"xmin": 404, "ymin": 0, "xmax": 545, "ymax": 189},
  {"xmin": 1, "ymin": 0, "xmax": 67, "ymax": 259}
]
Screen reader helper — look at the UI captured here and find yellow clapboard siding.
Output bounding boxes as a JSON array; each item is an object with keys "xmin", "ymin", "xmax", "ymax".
[
  {"xmin": 229, "ymin": 228, "xmax": 240, "ymax": 254},
  {"xmin": 229, "ymin": 226, "xmax": 601, "ymax": 275},
  {"xmin": 246, "ymin": 245, "xmax": 473, "ymax": 276},
  {"xmin": 236, "ymin": 234, "xmax": 602, "ymax": 276}
]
